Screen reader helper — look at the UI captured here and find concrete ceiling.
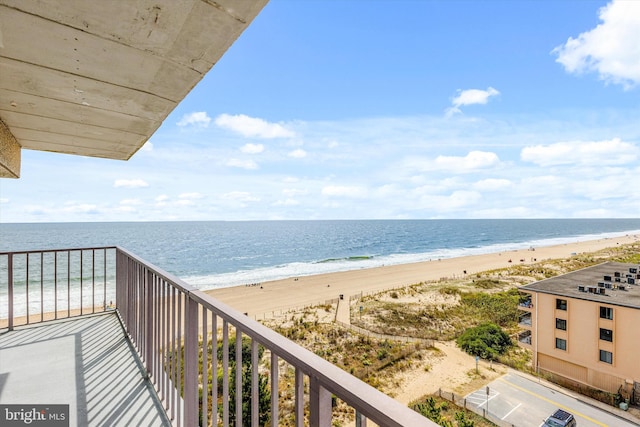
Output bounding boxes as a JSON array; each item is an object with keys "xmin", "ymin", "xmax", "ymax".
[{"xmin": 0, "ymin": 0, "xmax": 268, "ymax": 178}]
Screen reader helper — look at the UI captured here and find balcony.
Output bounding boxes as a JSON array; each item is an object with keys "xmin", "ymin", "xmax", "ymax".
[
  {"xmin": 518, "ymin": 312, "xmax": 532, "ymax": 327},
  {"xmin": 518, "ymin": 293, "xmax": 533, "ymax": 310},
  {"xmin": 517, "ymin": 330, "xmax": 532, "ymax": 347},
  {"xmin": 1, "ymin": 247, "xmax": 435, "ymax": 426}
]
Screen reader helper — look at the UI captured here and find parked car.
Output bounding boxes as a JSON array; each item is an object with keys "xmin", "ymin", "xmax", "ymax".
[{"xmin": 544, "ymin": 409, "xmax": 576, "ymax": 427}]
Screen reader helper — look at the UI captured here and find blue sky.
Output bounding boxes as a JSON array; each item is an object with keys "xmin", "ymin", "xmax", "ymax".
[{"xmin": 1, "ymin": 0, "xmax": 639, "ymax": 222}]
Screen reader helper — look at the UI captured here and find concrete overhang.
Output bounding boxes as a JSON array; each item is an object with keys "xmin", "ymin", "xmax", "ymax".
[{"xmin": 0, "ymin": 0, "xmax": 268, "ymax": 178}]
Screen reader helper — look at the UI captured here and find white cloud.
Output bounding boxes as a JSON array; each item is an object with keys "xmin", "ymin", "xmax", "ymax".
[
  {"xmin": 62, "ymin": 203, "xmax": 98, "ymax": 214},
  {"xmin": 447, "ymin": 190, "xmax": 483, "ymax": 208},
  {"xmin": 552, "ymin": 0, "xmax": 640, "ymax": 89},
  {"xmin": 283, "ymin": 188, "xmax": 308, "ymax": 197},
  {"xmin": 140, "ymin": 141, "xmax": 153, "ymax": 152},
  {"xmin": 398, "ymin": 152, "xmax": 501, "ymax": 186},
  {"xmin": 288, "ymin": 149, "xmax": 307, "ymax": 158},
  {"xmin": 179, "ymin": 192, "xmax": 204, "ymax": 199},
  {"xmin": 241, "ymin": 143, "xmax": 265, "ymax": 154},
  {"xmin": 521, "ymin": 138, "xmax": 638, "ymax": 167},
  {"xmin": 0, "ymin": 198, "xmax": 8, "ymax": 203},
  {"xmin": 446, "ymin": 87, "xmax": 500, "ymax": 116},
  {"xmin": 472, "ymin": 178, "xmax": 513, "ymax": 191},
  {"xmin": 434, "ymin": 151, "xmax": 501, "ymax": 171},
  {"xmin": 115, "ymin": 205, "xmax": 136, "ymax": 213},
  {"xmin": 177, "ymin": 111, "xmax": 211, "ymax": 127},
  {"xmin": 214, "ymin": 114, "xmax": 295, "ymax": 138},
  {"xmin": 120, "ymin": 198, "xmax": 141, "ymax": 205},
  {"xmin": 273, "ymin": 198, "xmax": 300, "ymax": 206},
  {"xmin": 114, "ymin": 179, "xmax": 149, "ymax": 188},
  {"xmin": 226, "ymin": 158, "xmax": 259, "ymax": 170},
  {"xmin": 321, "ymin": 185, "xmax": 368, "ymax": 198},
  {"xmin": 155, "ymin": 194, "xmax": 169, "ymax": 202},
  {"xmin": 221, "ymin": 191, "xmax": 260, "ymax": 202}
]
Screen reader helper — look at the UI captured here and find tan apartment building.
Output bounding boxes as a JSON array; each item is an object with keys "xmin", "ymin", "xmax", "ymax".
[{"xmin": 518, "ymin": 261, "xmax": 640, "ymax": 404}]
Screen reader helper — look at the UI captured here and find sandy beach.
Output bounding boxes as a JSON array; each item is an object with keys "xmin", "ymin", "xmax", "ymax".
[{"xmin": 206, "ymin": 234, "xmax": 640, "ymax": 317}]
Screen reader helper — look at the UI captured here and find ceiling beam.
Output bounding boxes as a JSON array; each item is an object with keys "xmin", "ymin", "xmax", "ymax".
[{"xmin": 0, "ymin": 118, "xmax": 21, "ymax": 178}]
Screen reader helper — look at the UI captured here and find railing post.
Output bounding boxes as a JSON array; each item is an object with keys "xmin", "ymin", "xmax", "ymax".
[
  {"xmin": 252, "ymin": 339, "xmax": 259, "ymax": 426},
  {"xmin": 295, "ymin": 368, "xmax": 303, "ymax": 427},
  {"xmin": 235, "ymin": 328, "xmax": 243, "ymax": 426},
  {"xmin": 271, "ymin": 352, "xmax": 279, "ymax": 427},
  {"xmin": 309, "ymin": 376, "xmax": 332, "ymax": 427},
  {"xmin": 183, "ymin": 295, "xmax": 199, "ymax": 427},
  {"xmin": 145, "ymin": 270, "xmax": 154, "ymax": 377},
  {"xmin": 8, "ymin": 253, "xmax": 13, "ymax": 331},
  {"xmin": 115, "ymin": 249, "xmax": 124, "ymax": 322}
]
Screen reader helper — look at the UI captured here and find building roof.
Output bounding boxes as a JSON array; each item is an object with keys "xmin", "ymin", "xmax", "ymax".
[
  {"xmin": 0, "ymin": 0, "xmax": 268, "ymax": 178},
  {"xmin": 521, "ymin": 261, "xmax": 640, "ymax": 309}
]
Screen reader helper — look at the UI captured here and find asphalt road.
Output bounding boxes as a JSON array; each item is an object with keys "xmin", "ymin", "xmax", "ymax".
[{"xmin": 465, "ymin": 372, "xmax": 639, "ymax": 427}]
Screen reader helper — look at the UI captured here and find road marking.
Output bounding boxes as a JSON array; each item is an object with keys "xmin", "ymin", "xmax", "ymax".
[
  {"xmin": 498, "ymin": 377, "xmax": 608, "ymax": 427},
  {"xmin": 465, "ymin": 389, "xmax": 499, "ymax": 407},
  {"xmin": 501, "ymin": 402, "xmax": 521, "ymax": 420}
]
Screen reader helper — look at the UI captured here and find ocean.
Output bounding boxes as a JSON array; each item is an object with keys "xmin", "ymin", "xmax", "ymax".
[{"xmin": 1, "ymin": 219, "xmax": 640, "ymax": 291}]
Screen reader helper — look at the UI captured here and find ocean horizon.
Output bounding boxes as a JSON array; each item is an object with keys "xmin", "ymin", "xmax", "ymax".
[{"xmin": 2, "ymin": 219, "xmax": 640, "ymax": 291}]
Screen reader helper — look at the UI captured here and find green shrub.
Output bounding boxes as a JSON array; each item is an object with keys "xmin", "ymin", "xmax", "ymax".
[{"xmin": 456, "ymin": 322, "xmax": 511, "ymax": 360}]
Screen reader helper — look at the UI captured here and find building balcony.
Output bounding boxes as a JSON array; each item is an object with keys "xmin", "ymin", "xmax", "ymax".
[
  {"xmin": 519, "ymin": 312, "xmax": 532, "ymax": 327},
  {"xmin": 1, "ymin": 247, "xmax": 436, "ymax": 426},
  {"xmin": 518, "ymin": 292, "xmax": 534, "ymax": 311},
  {"xmin": 517, "ymin": 330, "xmax": 532, "ymax": 347}
]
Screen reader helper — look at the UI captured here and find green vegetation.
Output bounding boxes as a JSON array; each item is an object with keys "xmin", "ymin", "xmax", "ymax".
[
  {"xmin": 353, "ymin": 287, "xmax": 521, "ymax": 341},
  {"xmin": 458, "ymin": 289, "xmax": 520, "ymax": 327},
  {"xmin": 216, "ymin": 336, "xmax": 271, "ymax": 426},
  {"xmin": 271, "ymin": 318, "xmax": 430, "ymax": 388},
  {"xmin": 456, "ymin": 323, "xmax": 512, "ymax": 360}
]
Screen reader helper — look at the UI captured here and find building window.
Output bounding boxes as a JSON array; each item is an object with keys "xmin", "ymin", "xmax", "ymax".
[
  {"xmin": 600, "ymin": 306, "xmax": 613, "ymax": 320},
  {"xmin": 599, "ymin": 350, "xmax": 613, "ymax": 364},
  {"xmin": 555, "ymin": 338, "xmax": 567, "ymax": 350},
  {"xmin": 556, "ymin": 299, "xmax": 567, "ymax": 310},
  {"xmin": 600, "ymin": 328, "xmax": 613, "ymax": 342},
  {"xmin": 555, "ymin": 318, "xmax": 567, "ymax": 330}
]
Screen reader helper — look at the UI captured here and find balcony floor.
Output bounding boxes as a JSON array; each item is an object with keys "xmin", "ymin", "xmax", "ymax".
[{"xmin": 0, "ymin": 312, "xmax": 170, "ymax": 426}]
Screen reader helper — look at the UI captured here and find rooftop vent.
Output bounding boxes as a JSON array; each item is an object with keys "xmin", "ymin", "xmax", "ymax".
[
  {"xmin": 578, "ymin": 285, "xmax": 586, "ymax": 292},
  {"xmin": 615, "ymin": 272, "xmax": 621, "ymax": 278},
  {"xmin": 630, "ymin": 267, "xmax": 638, "ymax": 274},
  {"xmin": 629, "ymin": 278, "xmax": 636, "ymax": 285},
  {"xmin": 597, "ymin": 282, "xmax": 605, "ymax": 288},
  {"xmin": 619, "ymin": 285, "xmax": 626, "ymax": 291},
  {"xmin": 604, "ymin": 275, "xmax": 612, "ymax": 281},
  {"xmin": 598, "ymin": 288, "xmax": 606, "ymax": 295}
]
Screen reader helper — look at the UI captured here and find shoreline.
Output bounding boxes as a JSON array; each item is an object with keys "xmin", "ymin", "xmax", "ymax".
[{"xmin": 205, "ymin": 234, "xmax": 640, "ymax": 317}]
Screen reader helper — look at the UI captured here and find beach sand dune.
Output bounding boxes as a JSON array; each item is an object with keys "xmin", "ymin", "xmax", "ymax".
[{"xmin": 206, "ymin": 235, "xmax": 639, "ymax": 318}]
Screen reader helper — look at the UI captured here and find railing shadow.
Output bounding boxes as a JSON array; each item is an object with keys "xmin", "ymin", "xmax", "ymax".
[{"xmin": 0, "ymin": 313, "xmax": 170, "ymax": 426}]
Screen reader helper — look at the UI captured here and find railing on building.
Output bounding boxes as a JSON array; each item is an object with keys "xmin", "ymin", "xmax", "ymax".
[
  {"xmin": 518, "ymin": 292, "xmax": 533, "ymax": 310},
  {"xmin": 0, "ymin": 247, "xmax": 117, "ymax": 330},
  {"xmin": 2, "ymin": 247, "xmax": 436, "ymax": 427},
  {"xmin": 517, "ymin": 330, "xmax": 532, "ymax": 346},
  {"xmin": 518, "ymin": 313, "xmax": 532, "ymax": 327}
]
